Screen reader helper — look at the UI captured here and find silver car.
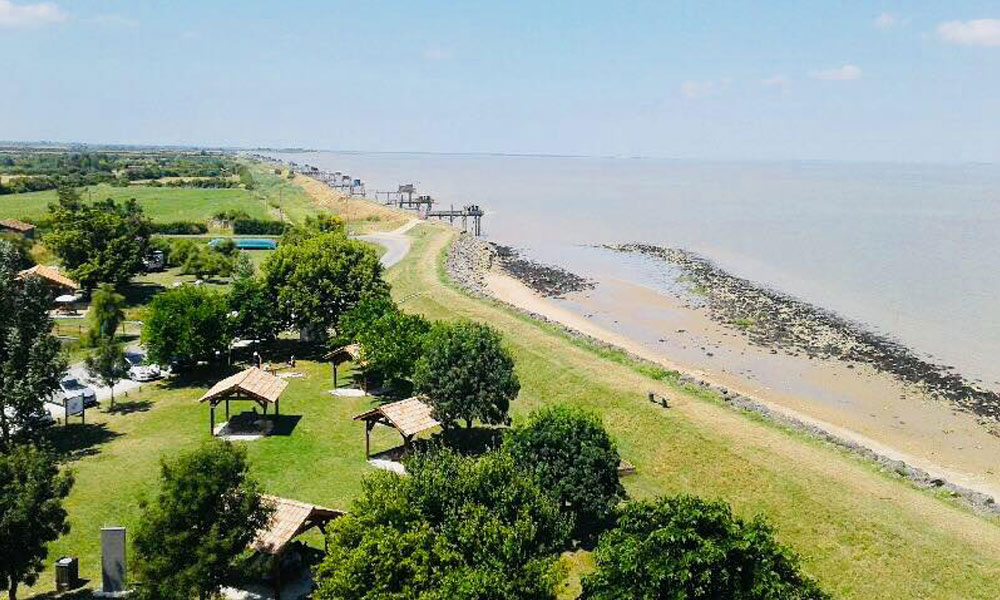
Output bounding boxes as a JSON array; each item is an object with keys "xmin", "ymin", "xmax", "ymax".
[
  {"xmin": 125, "ymin": 351, "xmax": 161, "ymax": 382},
  {"xmin": 59, "ymin": 377, "xmax": 98, "ymax": 408}
]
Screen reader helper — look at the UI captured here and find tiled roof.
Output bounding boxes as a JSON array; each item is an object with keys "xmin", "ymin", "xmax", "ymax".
[
  {"xmin": 354, "ymin": 396, "xmax": 440, "ymax": 437},
  {"xmin": 323, "ymin": 343, "xmax": 362, "ymax": 364},
  {"xmin": 0, "ymin": 219, "xmax": 35, "ymax": 232},
  {"xmin": 199, "ymin": 367, "xmax": 288, "ymax": 405},
  {"xmin": 17, "ymin": 265, "xmax": 79, "ymax": 290}
]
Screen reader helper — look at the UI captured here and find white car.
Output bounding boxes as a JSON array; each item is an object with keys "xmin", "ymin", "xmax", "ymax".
[
  {"xmin": 125, "ymin": 351, "xmax": 161, "ymax": 382},
  {"xmin": 58, "ymin": 377, "xmax": 98, "ymax": 408}
]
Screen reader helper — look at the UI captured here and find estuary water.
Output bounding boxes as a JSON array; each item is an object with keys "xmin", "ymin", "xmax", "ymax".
[{"xmin": 270, "ymin": 151, "xmax": 1000, "ymax": 389}]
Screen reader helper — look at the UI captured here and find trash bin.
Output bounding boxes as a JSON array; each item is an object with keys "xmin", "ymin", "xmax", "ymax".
[{"xmin": 55, "ymin": 556, "xmax": 78, "ymax": 591}]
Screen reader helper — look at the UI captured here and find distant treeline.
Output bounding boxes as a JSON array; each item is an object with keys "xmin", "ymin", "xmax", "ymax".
[
  {"xmin": 151, "ymin": 221, "xmax": 210, "ymax": 235},
  {"xmin": 233, "ymin": 218, "xmax": 286, "ymax": 235},
  {"xmin": 0, "ymin": 150, "xmax": 240, "ymax": 183}
]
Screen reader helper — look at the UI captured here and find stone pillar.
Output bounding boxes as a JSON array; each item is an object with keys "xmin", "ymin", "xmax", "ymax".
[{"xmin": 100, "ymin": 527, "xmax": 127, "ymax": 594}]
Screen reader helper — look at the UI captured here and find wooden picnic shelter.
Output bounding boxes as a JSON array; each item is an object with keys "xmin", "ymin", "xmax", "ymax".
[
  {"xmin": 251, "ymin": 495, "xmax": 344, "ymax": 598},
  {"xmin": 198, "ymin": 367, "xmax": 288, "ymax": 435},
  {"xmin": 1, "ymin": 219, "xmax": 36, "ymax": 239},
  {"xmin": 353, "ymin": 396, "xmax": 440, "ymax": 459},
  {"xmin": 323, "ymin": 343, "xmax": 365, "ymax": 389}
]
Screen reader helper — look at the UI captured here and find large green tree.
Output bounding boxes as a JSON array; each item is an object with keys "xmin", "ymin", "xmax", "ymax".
[
  {"xmin": 338, "ymin": 296, "xmax": 430, "ymax": 389},
  {"xmin": 314, "ymin": 449, "xmax": 570, "ymax": 600},
  {"xmin": 504, "ymin": 405, "xmax": 625, "ymax": 542},
  {"xmin": 132, "ymin": 441, "xmax": 272, "ymax": 600},
  {"xmin": 0, "ymin": 241, "xmax": 66, "ymax": 447},
  {"xmin": 0, "ymin": 445, "xmax": 74, "ymax": 600},
  {"xmin": 581, "ymin": 495, "xmax": 829, "ymax": 600},
  {"xmin": 413, "ymin": 321, "xmax": 520, "ymax": 428},
  {"xmin": 262, "ymin": 231, "xmax": 387, "ymax": 341},
  {"xmin": 44, "ymin": 188, "xmax": 152, "ymax": 289},
  {"xmin": 141, "ymin": 285, "xmax": 231, "ymax": 367},
  {"xmin": 227, "ymin": 254, "xmax": 279, "ymax": 344}
]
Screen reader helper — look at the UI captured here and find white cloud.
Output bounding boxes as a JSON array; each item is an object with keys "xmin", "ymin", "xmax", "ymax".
[
  {"xmin": 761, "ymin": 74, "xmax": 789, "ymax": 88},
  {"xmin": 681, "ymin": 79, "xmax": 732, "ymax": 99},
  {"xmin": 0, "ymin": 0, "xmax": 65, "ymax": 28},
  {"xmin": 422, "ymin": 46, "xmax": 451, "ymax": 61},
  {"xmin": 809, "ymin": 64, "xmax": 862, "ymax": 81},
  {"xmin": 874, "ymin": 12, "xmax": 897, "ymax": 29},
  {"xmin": 84, "ymin": 14, "xmax": 137, "ymax": 28},
  {"xmin": 937, "ymin": 19, "xmax": 1000, "ymax": 47}
]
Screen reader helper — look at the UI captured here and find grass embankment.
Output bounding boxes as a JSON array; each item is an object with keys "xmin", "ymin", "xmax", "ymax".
[{"xmin": 287, "ymin": 171, "xmax": 410, "ymax": 233}]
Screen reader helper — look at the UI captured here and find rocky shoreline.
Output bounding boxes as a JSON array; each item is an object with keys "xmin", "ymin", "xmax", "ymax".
[
  {"xmin": 607, "ymin": 243, "xmax": 1000, "ymax": 426},
  {"xmin": 445, "ymin": 234, "xmax": 1000, "ymax": 515}
]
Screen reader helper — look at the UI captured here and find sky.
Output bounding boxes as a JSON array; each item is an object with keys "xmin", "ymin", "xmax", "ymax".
[{"xmin": 2, "ymin": 1, "xmax": 999, "ymax": 162}]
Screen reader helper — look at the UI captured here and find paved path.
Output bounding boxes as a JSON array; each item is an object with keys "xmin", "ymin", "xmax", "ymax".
[{"xmin": 355, "ymin": 219, "xmax": 420, "ymax": 268}]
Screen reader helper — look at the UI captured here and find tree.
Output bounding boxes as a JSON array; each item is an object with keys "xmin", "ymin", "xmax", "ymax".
[
  {"xmin": 227, "ymin": 254, "xmax": 279, "ymax": 344},
  {"xmin": 504, "ymin": 406, "xmax": 625, "ymax": 542},
  {"xmin": 141, "ymin": 285, "xmax": 231, "ymax": 367},
  {"xmin": 85, "ymin": 338, "xmax": 128, "ymax": 409},
  {"xmin": 87, "ymin": 283, "xmax": 126, "ymax": 344},
  {"xmin": 0, "ymin": 241, "xmax": 66, "ymax": 447},
  {"xmin": 413, "ymin": 321, "xmax": 520, "ymax": 429},
  {"xmin": 314, "ymin": 449, "xmax": 570, "ymax": 600},
  {"xmin": 179, "ymin": 245, "xmax": 233, "ymax": 280},
  {"xmin": 44, "ymin": 188, "xmax": 151, "ymax": 289},
  {"xmin": 262, "ymin": 232, "xmax": 387, "ymax": 342},
  {"xmin": 132, "ymin": 441, "xmax": 272, "ymax": 600},
  {"xmin": 0, "ymin": 444, "xmax": 74, "ymax": 600},
  {"xmin": 581, "ymin": 495, "xmax": 830, "ymax": 600},
  {"xmin": 337, "ymin": 295, "xmax": 430, "ymax": 389}
]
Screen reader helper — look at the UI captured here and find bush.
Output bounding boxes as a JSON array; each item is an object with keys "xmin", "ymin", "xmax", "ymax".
[
  {"xmin": 582, "ymin": 495, "xmax": 830, "ymax": 600},
  {"xmin": 504, "ymin": 405, "xmax": 625, "ymax": 542},
  {"xmin": 233, "ymin": 218, "xmax": 286, "ymax": 235},
  {"xmin": 150, "ymin": 221, "xmax": 208, "ymax": 235}
]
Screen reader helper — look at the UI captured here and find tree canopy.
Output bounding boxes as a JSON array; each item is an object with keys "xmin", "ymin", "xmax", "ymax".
[
  {"xmin": 132, "ymin": 441, "xmax": 272, "ymax": 600},
  {"xmin": 141, "ymin": 285, "xmax": 231, "ymax": 367},
  {"xmin": 0, "ymin": 241, "xmax": 66, "ymax": 447},
  {"xmin": 262, "ymin": 231, "xmax": 387, "ymax": 341},
  {"xmin": 314, "ymin": 449, "xmax": 570, "ymax": 600},
  {"xmin": 44, "ymin": 188, "xmax": 151, "ymax": 289},
  {"xmin": 504, "ymin": 405, "xmax": 625, "ymax": 541},
  {"xmin": 413, "ymin": 321, "xmax": 520, "ymax": 428},
  {"xmin": 0, "ymin": 444, "xmax": 74, "ymax": 600},
  {"xmin": 87, "ymin": 283, "xmax": 125, "ymax": 344},
  {"xmin": 227, "ymin": 254, "xmax": 279, "ymax": 344},
  {"xmin": 338, "ymin": 295, "xmax": 430, "ymax": 389},
  {"xmin": 581, "ymin": 495, "xmax": 829, "ymax": 600},
  {"xmin": 85, "ymin": 338, "xmax": 128, "ymax": 409}
]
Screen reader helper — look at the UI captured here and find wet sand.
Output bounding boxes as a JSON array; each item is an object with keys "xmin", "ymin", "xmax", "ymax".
[{"xmin": 486, "ymin": 270, "xmax": 1000, "ymax": 500}]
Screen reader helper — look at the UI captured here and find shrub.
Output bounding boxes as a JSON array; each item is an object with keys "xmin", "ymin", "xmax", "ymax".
[
  {"xmin": 504, "ymin": 405, "xmax": 625, "ymax": 541},
  {"xmin": 233, "ymin": 218, "xmax": 286, "ymax": 235},
  {"xmin": 582, "ymin": 495, "xmax": 830, "ymax": 600},
  {"xmin": 150, "ymin": 221, "xmax": 208, "ymax": 235}
]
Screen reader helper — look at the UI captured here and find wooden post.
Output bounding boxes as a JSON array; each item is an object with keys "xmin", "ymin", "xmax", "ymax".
[
  {"xmin": 365, "ymin": 420, "xmax": 374, "ymax": 460},
  {"xmin": 225, "ymin": 397, "xmax": 230, "ymax": 421},
  {"xmin": 333, "ymin": 363, "xmax": 338, "ymax": 389},
  {"xmin": 210, "ymin": 404, "xmax": 215, "ymax": 436}
]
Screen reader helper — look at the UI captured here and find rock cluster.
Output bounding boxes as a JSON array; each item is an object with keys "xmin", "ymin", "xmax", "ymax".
[
  {"xmin": 492, "ymin": 245, "xmax": 595, "ymax": 298},
  {"xmin": 609, "ymin": 243, "xmax": 1000, "ymax": 422}
]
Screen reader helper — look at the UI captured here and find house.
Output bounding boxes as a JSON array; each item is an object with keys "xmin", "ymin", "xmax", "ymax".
[{"xmin": 0, "ymin": 219, "xmax": 36, "ymax": 240}]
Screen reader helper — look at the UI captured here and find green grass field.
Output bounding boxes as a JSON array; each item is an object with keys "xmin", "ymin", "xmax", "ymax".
[
  {"xmin": 0, "ymin": 185, "xmax": 269, "ymax": 223},
  {"xmin": 18, "ymin": 192, "xmax": 1000, "ymax": 598}
]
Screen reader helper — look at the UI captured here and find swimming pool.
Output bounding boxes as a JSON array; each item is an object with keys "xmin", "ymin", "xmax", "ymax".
[{"xmin": 209, "ymin": 238, "xmax": 278, "ymax": 250}]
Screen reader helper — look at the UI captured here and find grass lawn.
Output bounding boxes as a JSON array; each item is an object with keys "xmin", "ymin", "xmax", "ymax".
[
  {"xmin": 20, "ymin": 194, "xmax": 1000, "ymax": 598},
  {"xmin": 0, "ymin": 185, "xmax": 269, "ymax": 223}
]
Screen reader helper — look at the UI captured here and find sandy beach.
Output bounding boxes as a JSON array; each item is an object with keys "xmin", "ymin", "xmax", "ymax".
[{"xmin": 485, "ymin": 269, "xmax": 1000, "ymax": 501}]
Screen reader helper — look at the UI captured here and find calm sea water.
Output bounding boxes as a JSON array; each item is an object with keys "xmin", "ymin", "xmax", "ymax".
[{"xmin": 270, "ymin": 151, "xmax": 1000, "ymax": 387}]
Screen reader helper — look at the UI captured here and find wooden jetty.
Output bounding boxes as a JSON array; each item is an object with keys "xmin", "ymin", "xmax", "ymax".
[{"xmin": 427, "ymin": 204, "xmax": 484, "ymax": 236}]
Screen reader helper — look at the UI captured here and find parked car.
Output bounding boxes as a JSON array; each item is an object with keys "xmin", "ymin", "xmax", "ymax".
[
  {"xmin": 125, "ymin": 351, "xmax": 161, "ymax": 382},
  {"xmin": 58, "ymin": 377, "xmax": 98, "ymax": 408},
  {"xmin": 4, "ymin": 405, "xmax": 56, "ymax": 434}
]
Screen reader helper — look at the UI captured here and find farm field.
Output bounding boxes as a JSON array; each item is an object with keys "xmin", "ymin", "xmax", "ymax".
[{"xmin": 0, "ymin": 184, "xmax": 269, "ymax": 223}]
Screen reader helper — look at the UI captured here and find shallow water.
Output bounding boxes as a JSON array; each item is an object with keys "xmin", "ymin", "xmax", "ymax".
[{"xmin": 268, "ymin": 151, "xmax": 1000, "ymax": 389}]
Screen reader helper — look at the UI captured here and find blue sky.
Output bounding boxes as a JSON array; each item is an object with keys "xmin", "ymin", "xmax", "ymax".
[{"xmin": 2, "ymin": 1, "xmax": 998, "ymax": 162}]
